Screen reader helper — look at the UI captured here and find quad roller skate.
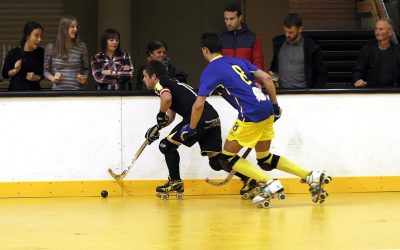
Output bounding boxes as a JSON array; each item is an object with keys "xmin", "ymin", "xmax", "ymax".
[
  {"xmin": 240, "ymin": 179, "xmax": 261, "ymax": 200},
  {"xmin": 156, "ymin": 177, "xmax": 184, "ymax": 200},
  {"xmin": 304, "ymin": 171, "xmax": 332, "ymax": 204},
  {"xmin": 252, "ymin": 179, "xmax": 286, "ymax": 208}
]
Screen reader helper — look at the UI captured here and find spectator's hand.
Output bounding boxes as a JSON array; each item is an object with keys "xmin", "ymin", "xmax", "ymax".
[
  {"xmin": 272, "ymin": 104, "xmax": 282, "ymax": 122},
  {"xmin": 76, "ymin": 74, "xmax": 88, "ymax": 84},
  {"xmin": 157, "ymin": 111, "xmax": 169, "ymax": 128},
  {"xmin": 145, "ymin": 125, "xmax": 160, "ymax": 145},
  {"xmin": 123, "ymin": 65, "xmax": 130, "ymax": 71},
  {"xmin": 52, "ymin": 72, "xmax": 62, "ymax": 84},
  {"xmin": 14, "ymin": 59, "xmax": 22, "ymax": 73},
  {"xmin": 354, "ymin": 79, "xmax": 367, "ymax": 88},
  {"xmin": 180, "ymin": 124, "xmax": 196, "ymax": 141},
  {"xmin": 101, "ymin": 70, "xmax": 112, "ymax": 76},
  {"xmin": 26, "ymin": 72, "xmax": 40, "ymax": 81}
]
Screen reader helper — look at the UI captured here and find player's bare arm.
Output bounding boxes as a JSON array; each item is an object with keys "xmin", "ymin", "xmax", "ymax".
[
  {"xmin": 160, "ymin": 91, "xmax": 172, "ymax": 112},
  {"xmin": 166, "ymin": 110, "xmax": 176, "ymax": 126},
  {"xmin": 254, "ymin": 70, "xmax": 278, "ymax": 104},
  {"xmin": 190, "ymin": 95, "xmax": 207, "ymax": 129}
]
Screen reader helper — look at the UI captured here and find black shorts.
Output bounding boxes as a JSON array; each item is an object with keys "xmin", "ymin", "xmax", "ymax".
[{"xmin": 167, "ymin": 106, "xmax": 222, "ymax": 155}]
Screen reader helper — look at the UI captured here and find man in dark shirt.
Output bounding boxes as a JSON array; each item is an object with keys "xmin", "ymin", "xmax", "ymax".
[
  {"xmin": 269, "ymin": 13, "xmax": 326, "ymax": 88},
  {"xmin": 353, "ymin": 18, "xmax": 400, "ymax": 88},
  {"xmin": 142, "ymin": 60, "xmax": 248, "ymax": 199}
]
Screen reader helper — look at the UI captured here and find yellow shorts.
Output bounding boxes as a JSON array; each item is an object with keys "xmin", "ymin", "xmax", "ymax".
[{"xmin": 226, "ymin": 116, "xmax": 275, "ymax": 148}]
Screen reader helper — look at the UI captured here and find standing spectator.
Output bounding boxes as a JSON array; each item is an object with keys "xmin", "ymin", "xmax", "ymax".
[
  {"xmin": 353, "ymin": 18, "xmax": 400, "ymax": 88},
  {"xmin": 219, "ymin": 3, "xmax": 264, "ymax": 71},
  {"xmin": 2, "ymin": 21, "xmax": 44, "ymax": 91},
  {"xmin": 269, "ymin": 13, "xmax": 326, "ymax": 88},
  {"xmin": 44, "ymin": 16, "xmax": 89, "ymax": 90},
  {"xmin": 91, "ymin": 29, "xmax": 134, "ymax": 90},
  {"xmin": 136, "ymin": 40, "xmax": 187, "ymax": 90}
]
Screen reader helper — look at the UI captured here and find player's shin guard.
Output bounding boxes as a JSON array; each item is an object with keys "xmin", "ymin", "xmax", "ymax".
[
  {"xmin": 221, "ymin": 150, "xmax": 269, "ymax": 183},
  {"xmin": 257, "ymin": 151, "xmax": 310, "ymax": 180}
]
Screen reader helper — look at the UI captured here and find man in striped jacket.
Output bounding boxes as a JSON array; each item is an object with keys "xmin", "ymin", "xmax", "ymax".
[{"xmin": 219, "ymin": 3, "xmax": 264, "ymax": 71}]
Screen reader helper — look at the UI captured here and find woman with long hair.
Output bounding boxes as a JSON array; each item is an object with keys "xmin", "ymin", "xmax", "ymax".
[
  {"xmin": 91, "ymin": 28, "xmax": 134, "ymax": 90},
  {"xmin": 1, "ymin": 21, "xmax": 44, "ymax": 91},
  {"xmin": 44, "ymin": 16, "xmax": 89, "ymax": 90}
]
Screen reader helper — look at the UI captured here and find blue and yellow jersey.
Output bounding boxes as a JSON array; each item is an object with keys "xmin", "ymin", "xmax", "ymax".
[{"xmin": 198, "ymin": 56, "xmax": 273, "ymax": 122}]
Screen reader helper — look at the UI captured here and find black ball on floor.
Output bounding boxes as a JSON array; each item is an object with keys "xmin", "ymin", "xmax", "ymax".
[{"xmin": 101, "ymin": 190, "xmax": 108, "ymax": 198}]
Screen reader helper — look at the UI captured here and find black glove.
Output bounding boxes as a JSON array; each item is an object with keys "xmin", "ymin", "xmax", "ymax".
[
  {"xmin": 180, "ymin": 124, "xmax": 196, "ymax": 141},
  {"xmin": 272, "ymin": 104, "xmax": 282, "ymax": 122},
  {"xmin": 157, "ymin": 111, "xmax": 169, "ymax": 128},
  {"xmin": 145, "ymin": 125, "xmax": 160, "ymax": 144}
]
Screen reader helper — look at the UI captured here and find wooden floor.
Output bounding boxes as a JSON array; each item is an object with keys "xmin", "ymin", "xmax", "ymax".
[{"xmin": 1, "ymin": 192, "xmax": 399, "ymax": 250}]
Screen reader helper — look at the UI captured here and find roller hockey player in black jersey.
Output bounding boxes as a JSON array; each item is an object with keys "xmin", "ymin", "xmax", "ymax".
[{"xmin": 143, "ymin": 60, "xmax": 250, "ymax": 199}]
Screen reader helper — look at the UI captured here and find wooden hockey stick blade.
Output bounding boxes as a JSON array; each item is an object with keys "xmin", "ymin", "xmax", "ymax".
[
  {"xmin": 107, "ymin": 125, "xmax": 159, "ymax": 180},
  {"xmin": 205, "ymin": 170, "xmax": 236, "ymax": 186},
  {"xmin": 205, "ymin": 148, "xmax": 253, "ymax": 186}
]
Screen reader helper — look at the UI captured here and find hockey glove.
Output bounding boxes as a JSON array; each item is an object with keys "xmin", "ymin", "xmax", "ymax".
[
  {"xmin": 272, "ymin": 104, "xmax": 282, "ymax": 122},
  {"xmin": 145, "ymin": 125, "xmax": 160, "ymax": 144},
  {"xmin": 180, "ymin": 124, "xmax": 196, "ymax": 141},
  {"xmin": 157, "ymin": 111, "xmax": 169, "ymax": 128}
]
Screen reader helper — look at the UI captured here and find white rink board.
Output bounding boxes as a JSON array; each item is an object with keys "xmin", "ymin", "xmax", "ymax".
[{"xmin": 0, "ymin": 93, "xmax": 399, "ymax": 181}]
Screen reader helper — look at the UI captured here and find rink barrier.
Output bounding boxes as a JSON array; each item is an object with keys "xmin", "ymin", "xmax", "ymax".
[{"xmin": 0, "ymin": 176, "xmax": 399, "ymax": 198}]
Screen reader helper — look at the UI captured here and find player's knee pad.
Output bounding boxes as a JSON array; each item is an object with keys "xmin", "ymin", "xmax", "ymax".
[
  {"xmin": 258, "ymin": 154, "xmax": 280, "ymax": 171},
  {"xmin": 209, "ymin": 154, "xmax": 223, "ymax": 171},
  {"xmin": 159, "ymin": 138, "xmax": 178, "ymax": 155},
  {"xmin": 219, "ymin": 153, "xmax": 240, "ymax": 172}
]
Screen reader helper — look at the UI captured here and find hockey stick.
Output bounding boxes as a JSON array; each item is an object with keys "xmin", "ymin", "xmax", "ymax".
[
  {"xmin": 107, "ymin": 125, "xmax": 159, "ymax": 180},
  {"xmin": 205, "ymin": 147, "xmax": 252, "ymax": 186}
]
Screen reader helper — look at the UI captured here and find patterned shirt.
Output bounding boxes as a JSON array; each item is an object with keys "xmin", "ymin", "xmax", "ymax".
[
  {"xmin": 44, "ymin": 42, "xmax": 89, "ymax": 90},
  {"xmin": 91, "ymin": 51, "xmax": 134, "ymax": 90}
]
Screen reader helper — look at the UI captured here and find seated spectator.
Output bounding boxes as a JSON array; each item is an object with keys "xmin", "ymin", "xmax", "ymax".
[
  {"xmin": 269, "ymin": 13, "xmax": 326, "ymax": 88},
  {"xmin": 136, "ymin": 40, "xmax": 187, "ymax": 90},
  {"xmin": 353, "ymin": 18, "xmax": 400, "ymax": 88},
  {"xmin": 219, "ymin": 3, "xmax": 264, "ymax": 70},
  {"xmin": 1, "ymin": 21, "xmax": 44, "ymax": 91},
  {"xmin": 44, "ymin": 16, "xmax": 89, "ymax": 90},
  {"xmin": 91, "ymin": 29, "xmax": 133, "ymax": 90}
]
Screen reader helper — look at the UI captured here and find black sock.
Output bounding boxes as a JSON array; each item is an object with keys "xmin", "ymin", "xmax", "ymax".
[{"xmin": 165, "ymin": 150, "xmax": 181, "ymax": 180}]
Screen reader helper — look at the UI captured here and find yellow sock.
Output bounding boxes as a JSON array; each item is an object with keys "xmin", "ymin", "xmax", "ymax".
[
  {"xmin": 233, "ymin": 158, "xmax": 270, "ymax": 183},
  {"xmin": 257, "ymin": 151, "xmax": 311, "ymax": 180},
  {"xmin": 222, "ymin": 150, "xmax": 270, "ymax": 183}
]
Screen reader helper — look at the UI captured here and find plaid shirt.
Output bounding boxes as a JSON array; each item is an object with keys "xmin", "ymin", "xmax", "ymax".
[{"xmin": 91, "ymin": 51, "xmax": 134, "ymax": 89}]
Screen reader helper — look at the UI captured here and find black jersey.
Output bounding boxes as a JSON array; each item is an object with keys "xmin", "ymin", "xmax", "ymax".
[{"xmin": 155, "ymin": 76, "xmax": 211, "ymax": 117}]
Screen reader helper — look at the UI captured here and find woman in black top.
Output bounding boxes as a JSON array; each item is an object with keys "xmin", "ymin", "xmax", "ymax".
[{"xmin": 1, "ymin": 21, "xmax": 44, "ymax": 91}]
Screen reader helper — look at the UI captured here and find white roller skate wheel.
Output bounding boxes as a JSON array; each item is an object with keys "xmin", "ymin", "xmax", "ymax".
[
  {"xmin": 176, "ymin": 193, "xmax": 183, "ymax": 200},
  {"xmin": 319, "ymin": 192, "xmax": 327, "ymax": 200},
  {"xmin": 262, "ymin": 200, "xmax": 270, "ymax": 208},
  {"xmin": 161, "ymin": 193, "xmax": 169, "ymax": 200},
  {"xmin": 278, "ymin": 193, "xmax": 286, "ymax": 200},
  {"xmin": 319, "ymin": 199, "xmax": 325, "ymax": 204},
  {"xmin": 323, "ymin": 176, "xmax": 332, "ymax": 184},
  {"xmin": 242, "ymin": 193, "xmax": 250, "ymax": 200}
]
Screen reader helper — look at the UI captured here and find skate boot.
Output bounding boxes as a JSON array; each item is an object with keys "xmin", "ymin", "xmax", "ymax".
[
  {"xmin": 305, "ymin": 171, "xmax": 332, "ymax": 204},
  {"xmin": 156, "ymin": 177, "xmax": 184, "ymax": 200},
  {"xmin": 240, "ymin": 179, "xmax": 260, "ymax": 200},
  {"xmin": 252, "ymin": 179, "xmax": 286, "ymax": 208}
]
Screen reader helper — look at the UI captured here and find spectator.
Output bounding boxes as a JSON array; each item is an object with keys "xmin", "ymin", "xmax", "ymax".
[
  {"xmin": 91, "ymin": 29, "xmax": 134, "ymax": 90},
  {"xmin": 270, "ymin": 13, "xmax": 326, "ymax": 88},
  {"xmin": 219, "ymin": 3, "xmax": 264, "ymax": 70},
  {"xmin": 136, "ymin": 40, "xmax": 187, "ymax": 90},
  {"xmin": 44, "ymin": 16, "xmax": 89, "ymax": 90},
  {"xmin": 2, "ymin": 21, "xmax": 44, "ymax": 91},
  {"xmin": 353, "ymin": 18, "xmax": 400, "ymax": 88}
]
